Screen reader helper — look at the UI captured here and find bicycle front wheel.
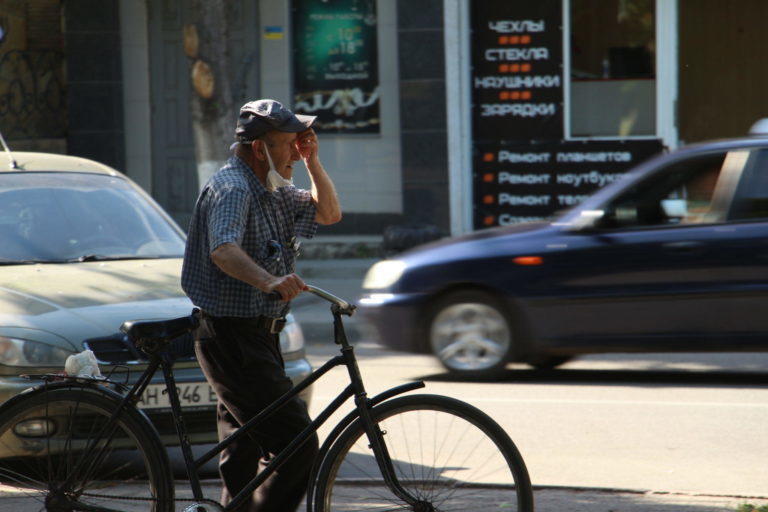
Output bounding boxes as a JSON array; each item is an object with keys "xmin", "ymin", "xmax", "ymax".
[
  {"xmin": 314, "ymin": 394, "xmax": 533, "ymax": 512},
  {"xmin": 0, "ymin": 385, "xmax": 173, "ymax": 511}
]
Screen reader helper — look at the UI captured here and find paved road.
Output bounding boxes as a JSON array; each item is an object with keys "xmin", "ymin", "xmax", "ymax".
[
  {"xmin": 1, "ymin": 343, "xmax": 766, "ymax": 511},
  {"xmin": 304, "ymin": 341, "xmax": 768, "ymax": 509}
]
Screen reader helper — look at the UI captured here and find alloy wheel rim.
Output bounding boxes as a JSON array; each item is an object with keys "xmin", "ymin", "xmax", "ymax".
[{"xmin": 430, "ymin": 302, "xmax": 510, "ymax": 371}]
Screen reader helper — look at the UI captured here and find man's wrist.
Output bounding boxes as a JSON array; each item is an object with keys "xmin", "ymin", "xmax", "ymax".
[
  {"xmin": 305, "ymin": 155, "xmax": 321, "ymax": 169},
  {"xmin": 258, "ymin": 274, "xmax": 278, "ymax": 293}
]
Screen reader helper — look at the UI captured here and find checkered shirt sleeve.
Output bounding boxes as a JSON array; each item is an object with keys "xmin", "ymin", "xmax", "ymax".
[{"xmin": 207, "ymin": 185, "xmax": 250, "ymax": 252}]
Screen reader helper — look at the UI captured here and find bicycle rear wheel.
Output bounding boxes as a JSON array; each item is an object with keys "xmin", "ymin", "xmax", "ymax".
[
  {"xmin": 314, "ymin": 394, "xmax": 533, "ymax": 512},
  {"xmin": 0, "ymin": 385, "xmax": 173, "ymax": 511}
]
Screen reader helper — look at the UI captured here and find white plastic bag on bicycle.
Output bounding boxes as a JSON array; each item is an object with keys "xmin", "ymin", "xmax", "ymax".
[{"xmin": 64, "ymin": 349, "xmax": 103, "ymax": 378}]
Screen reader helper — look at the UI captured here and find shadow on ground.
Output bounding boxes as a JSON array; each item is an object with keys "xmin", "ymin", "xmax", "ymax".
[{"xmin": 420, "ymin": 367, "xmax": 768, "ymax": 388}]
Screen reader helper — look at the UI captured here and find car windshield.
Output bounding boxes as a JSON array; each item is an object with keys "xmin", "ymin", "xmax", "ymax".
[{"xmin": 0, "ymin": 172, "xmax": 185, "ymax": 263}]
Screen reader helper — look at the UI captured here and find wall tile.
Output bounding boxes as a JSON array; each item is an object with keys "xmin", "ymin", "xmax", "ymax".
[
  {"xmin": 398, "ymin": 30, "xmax": 445, "ymax": 81},
  {"xmin": 397, "ymin": 0, "xmax": 443, "ymax": 30},
  {"xmin": 403, "ymin": 184, "xmax": 450, "ymax": 230},
  {"xmin": 400, "ymin": 132, "xmax": 448, "ymax": 183},
  {"xmin": 399, "ymin": 80, "xmax": 447, "ymax": 132}
]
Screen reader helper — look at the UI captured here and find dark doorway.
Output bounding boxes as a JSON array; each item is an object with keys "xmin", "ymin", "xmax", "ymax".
[{"xmin": 147, "ymin": 1, "xmax": 260, "ymax": 230}]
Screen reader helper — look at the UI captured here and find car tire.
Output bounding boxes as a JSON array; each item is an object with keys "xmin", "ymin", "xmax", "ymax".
[
  {"xmin": 528, "ymin": 355, "xmax": 572, "ymax": 370},
  {"xmin": 427, "ymin": 290, "xmax": 514, "ymax": 378}
]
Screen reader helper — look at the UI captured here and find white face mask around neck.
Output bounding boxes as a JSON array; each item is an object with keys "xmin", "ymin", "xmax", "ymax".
[{"xmin": 264, "ymin": 145, "xmax": 293, "ymax": 192}]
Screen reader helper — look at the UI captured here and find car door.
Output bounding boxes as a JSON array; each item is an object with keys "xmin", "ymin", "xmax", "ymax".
[
  {"xmin": 704, "ymin": 147, "xmax": 768, "ymax": 347},
  {"xmin": 534, "ymin": 147, "xmax": 759, "ymax": 350}
]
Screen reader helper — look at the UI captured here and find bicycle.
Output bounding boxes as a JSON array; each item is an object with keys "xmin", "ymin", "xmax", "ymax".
[{"xmin": 0, "ymin": 285, "xmax": 534, "ymax": 511}]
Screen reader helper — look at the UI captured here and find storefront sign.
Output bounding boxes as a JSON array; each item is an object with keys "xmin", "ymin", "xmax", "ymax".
[
  {"xmin": 473, "ymin": 140, "xmax": 664, "ymax": 229},
  {"xmin": 292, "ymin": 0, "xmax": 379, "ymax": 133},
  {"xmin": 471, "ymin": 0, "xmax": 563, "ymax": 142}
]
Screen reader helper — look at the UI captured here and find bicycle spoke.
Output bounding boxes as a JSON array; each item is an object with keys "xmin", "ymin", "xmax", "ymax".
[
  {"xmin": 0, "ymin": 469, "xmax": 47, "ymax": 506},
  {"xmin": 328, "ymin": 465, "xmax": 408, "ymax": 508},
  {"xmin": 0, "ymin": 387, "xmax": 171, "ymax": 511},
  {"xmin": 60, "ymin": 400, "xmax": 82, "ymax": 485},
  {"xmin": 317, "ymin": 395, "xmax": 532, "ymax": 512}
]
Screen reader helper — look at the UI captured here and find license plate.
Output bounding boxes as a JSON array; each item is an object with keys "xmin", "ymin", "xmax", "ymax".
[{"xmin": 136, "ymin": 382, "xmax": 217, "ymax": 410}]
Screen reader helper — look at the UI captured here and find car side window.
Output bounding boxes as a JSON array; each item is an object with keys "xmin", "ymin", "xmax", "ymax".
[
  {"xmin": 728, "ymin": 149, "xmax": 768, "ymax": 221},
  {"xmin": 597, "ymin": 152, "xmax": 730, "ymax": 229}
]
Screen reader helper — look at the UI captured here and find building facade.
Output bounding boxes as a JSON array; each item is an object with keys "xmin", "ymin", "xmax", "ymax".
[{"xmin": 2, "ymin": 0, "xmax": 766, "ymax": 237}]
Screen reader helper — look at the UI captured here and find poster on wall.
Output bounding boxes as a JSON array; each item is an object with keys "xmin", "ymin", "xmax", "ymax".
[
  {"xmin": 292, "ymin": 0, "xmax": 380, "ymax": 133},
  {"xmin": 471, "ymin": 0, "xmax": 563, "ymax": 142},
  {"xmin": 473, "ymin": 140, "xmax": 664, "ymax": 229}
]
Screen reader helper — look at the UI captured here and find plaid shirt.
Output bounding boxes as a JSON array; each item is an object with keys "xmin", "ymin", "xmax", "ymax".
[{"xmin": 182, "ymin": 156, "xmax": 317, "ymax": 317}]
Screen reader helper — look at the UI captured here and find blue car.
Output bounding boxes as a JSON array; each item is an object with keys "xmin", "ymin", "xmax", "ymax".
[{"xmin": 359, "ymin": 134, "xmax": 768, "ymax": 377}]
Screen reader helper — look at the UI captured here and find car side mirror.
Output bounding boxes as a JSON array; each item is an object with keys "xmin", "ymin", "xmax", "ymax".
[
  {"xmin": 565, "ymin": 209, "xmax": 606, "ymax": 232},
  {"xmin": 660, "ymin": 199, "xmax": 687, "ymax": 219}
]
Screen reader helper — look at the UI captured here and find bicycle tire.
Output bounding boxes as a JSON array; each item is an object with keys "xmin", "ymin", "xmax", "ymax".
[
  {"xmin": 313, "ymin": 393, "xmax": 534, "ymax": 512},
  {"xmin": 0, "ymin": 384, "xmax": 174, "ymax": 511}
]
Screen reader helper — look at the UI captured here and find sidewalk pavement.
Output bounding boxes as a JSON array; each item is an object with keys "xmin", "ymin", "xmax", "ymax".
[
  {"xmin": 291, "ymin": 258, "xmax": 377, "ymax": 344},
  {"xmin": 165, "ymin": 482, "xmax": 767, "ymax": 512},
  {"xmin": 2, "ymin": 480, "xmax": 762, "ymax": 511}
]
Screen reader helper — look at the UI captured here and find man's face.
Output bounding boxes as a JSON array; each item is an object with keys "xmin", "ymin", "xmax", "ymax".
[{"xmin": 261, "ymin": 131, "xmax": 301, "ymax": 178}]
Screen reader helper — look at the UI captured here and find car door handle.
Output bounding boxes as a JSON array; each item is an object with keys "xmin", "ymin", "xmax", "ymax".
[{"xmin": 662, "ymin": 241, "xmax": 704, "ymax": 253}]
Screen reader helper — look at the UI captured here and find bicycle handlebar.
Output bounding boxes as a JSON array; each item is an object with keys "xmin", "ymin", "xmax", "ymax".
[
  {"xmin": 305, "ymin": 285, "xmax": 356, "ymax": 316},
  {"xmin": 270, "ymin": 285, "xmax": 356, "ymax": 316}
]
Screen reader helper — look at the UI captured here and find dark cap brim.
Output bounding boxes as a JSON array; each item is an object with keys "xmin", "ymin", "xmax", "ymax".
[
  {"xmin": 281, "ymin": 114, "xmax": 316, "ymax": 133},
  {"xmin": 235, "ymin": 99, "xmax": 317, "ymax": 141}
]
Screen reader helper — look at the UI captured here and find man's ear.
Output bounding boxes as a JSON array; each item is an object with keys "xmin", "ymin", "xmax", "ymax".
[{"xmin": 251, "ymin": 140, "xmax": 267, "ymax": 161}]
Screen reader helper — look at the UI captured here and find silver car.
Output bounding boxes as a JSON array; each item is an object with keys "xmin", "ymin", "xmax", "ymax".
[{"xmin": 0, "ymin": 151, "xmax": 312, "ymax": 446}]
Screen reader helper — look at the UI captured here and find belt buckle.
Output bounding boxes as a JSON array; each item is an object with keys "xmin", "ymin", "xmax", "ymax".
[{"xmin": 269, "ymin": 317, "xmax": 286, "ymax": 334}]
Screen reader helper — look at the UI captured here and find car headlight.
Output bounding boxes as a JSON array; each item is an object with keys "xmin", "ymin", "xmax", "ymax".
[
  {"xmin": 363, "ymin": 260, "xmax": 406, "ymax": 290},
  {"xmin": 279, "ymin": 314, "xmax": 305, "ymax": 354},
  {"xmin": 0, "ymin": 337, "xmax": 74, "ymax": 367}
]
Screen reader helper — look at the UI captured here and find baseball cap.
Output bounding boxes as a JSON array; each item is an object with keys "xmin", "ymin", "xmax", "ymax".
[{"xmin": 235, "ymin": 99, "xmax": 316, "ymax": 142}]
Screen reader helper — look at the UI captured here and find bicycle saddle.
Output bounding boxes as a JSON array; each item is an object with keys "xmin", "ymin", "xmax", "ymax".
[{"xmin": 120, "ymin": 309, "xmax": 200, "ymax": 346}]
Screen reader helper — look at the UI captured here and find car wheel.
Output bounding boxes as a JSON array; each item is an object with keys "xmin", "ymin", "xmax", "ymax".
[
  {"xmin": 528, "ymin": 356, "xmax": 572, "ymax": 370},
  {"xmin": 428, "ymin": 291, "xmax": 513, "ymax": 377}
]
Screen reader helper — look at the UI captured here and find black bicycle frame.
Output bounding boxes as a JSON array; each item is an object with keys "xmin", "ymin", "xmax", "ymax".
[{"xmin": 67, "ymin": 309, "xmax": 424, "ymax": 512}]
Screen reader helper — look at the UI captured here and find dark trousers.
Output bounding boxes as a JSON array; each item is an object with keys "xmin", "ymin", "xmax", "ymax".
[{"xmin": 194, "ymin": 315, "xmax": 319, "ymax": 512}]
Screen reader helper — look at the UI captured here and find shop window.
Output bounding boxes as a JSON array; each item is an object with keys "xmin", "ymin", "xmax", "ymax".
[{"xmin": 570, "ymin": 0, "xmax": 655, "ymax": 137}]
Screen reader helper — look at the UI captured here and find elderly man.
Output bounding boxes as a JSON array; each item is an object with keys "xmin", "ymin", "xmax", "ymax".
[{"xmin": 182, "ymin": 99, "xmax": 341, "ymax": 512}]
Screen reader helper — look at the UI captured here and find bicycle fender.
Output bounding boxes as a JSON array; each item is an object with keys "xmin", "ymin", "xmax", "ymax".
[
  {"xmin": 305, "ymin": 380, "xmax": 425, "ymax": 512},
  {"xmin": 0, "ymin": 379, "xmax": 113, "ymax": 411}
]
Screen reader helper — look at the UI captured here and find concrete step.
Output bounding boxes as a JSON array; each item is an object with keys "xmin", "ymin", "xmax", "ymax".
[
  {"xmin": 295, "ymin": 257, "xmax": 377, "ymax": 279},
  {"xmin": 299, "ymin": 235, "xmax": 382, "ymax": 259}
]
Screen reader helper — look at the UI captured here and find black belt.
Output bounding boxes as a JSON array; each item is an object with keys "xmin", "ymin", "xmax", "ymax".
[
  {"xmin": 199, "ymin": 311, "xmax": 287, "ymax": 334},
  {"xmin": 254, "ymin": 315, "xmax": 287, "ymax": 334}
]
